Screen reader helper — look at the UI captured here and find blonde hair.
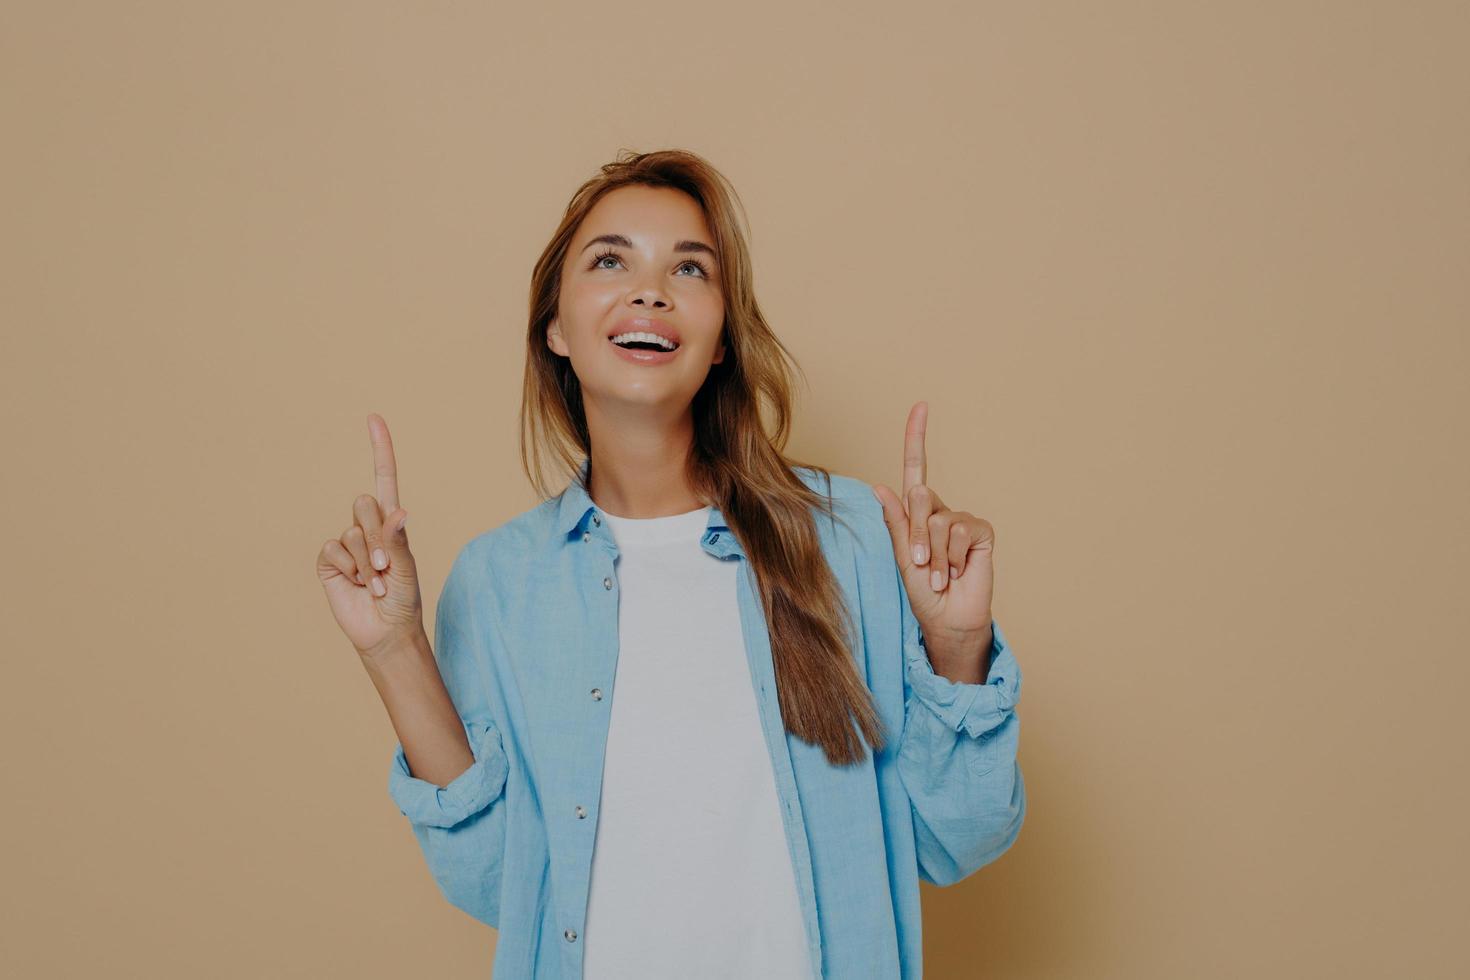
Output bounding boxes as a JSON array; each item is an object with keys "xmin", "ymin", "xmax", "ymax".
[{"xmin": 518, "ymin": 149, "xmax": 886, "ymax": 766}]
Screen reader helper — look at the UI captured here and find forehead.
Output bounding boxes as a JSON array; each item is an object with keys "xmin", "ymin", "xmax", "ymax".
[{"xmin": 576, "ymin": 185, "xmax": 713, "ymax": 247}]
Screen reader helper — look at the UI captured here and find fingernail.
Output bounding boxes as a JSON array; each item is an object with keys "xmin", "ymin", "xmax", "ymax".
[
  {"xmin": 951, "ymin": 564, "xmax": 961, "ymax": 579},
  {"xmin": 355, "ymin": 572, "xmax": 364, "ymax": 586},
  {"xmin": 931, "ymin": 568, "xmax": 944, "ymax": 591},
  {"xmin": 371, "ymin": 576, "xmax": 386, "ymax": 596},
  {"xmin": 372, "ymin": 548, "xmax": 387, "ymax": 570},
  {"xmin": 914, "ymin": 543, "xmax": 928, "ymax": 565},
  {"xmin": 399, "ymin": 511, "xmax": 409, "ymax": 530}
]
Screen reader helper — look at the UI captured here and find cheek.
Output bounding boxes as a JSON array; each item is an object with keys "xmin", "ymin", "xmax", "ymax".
[
  {"xmin": 560, "ymin": 285, "xmax": 620, "ymax": 338},
  {"xmin": 680, "ymin": 287, "xmax": 724, "ymax": 327},
  {"xmin": 564, "ymin": 279, "xmax": 618, "ymax": 309}
]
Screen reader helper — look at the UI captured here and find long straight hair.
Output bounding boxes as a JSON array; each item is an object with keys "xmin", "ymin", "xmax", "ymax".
[{"xmin": 518, "ymin": 149, "xmax": 886, "ymax": 766}]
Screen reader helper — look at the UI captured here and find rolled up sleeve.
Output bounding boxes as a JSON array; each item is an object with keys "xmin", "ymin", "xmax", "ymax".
[
  {"xmin": 385, "ymin": 541, "xmax": 510, "ymax": 927},
  {"xmin": 854, "ymin": 486, "xmax": 1027, "ymax": 887},
  {"xmin": 389, "ymin": 718, "xmax": 509, "ymax": 829},
  {"xmin": 904, "ymin": 618, "xmax": 1020, "ymax": 740},
  {"xmin": 894, "ymin": 549, "xmax": 1026, "ymax": 885}
]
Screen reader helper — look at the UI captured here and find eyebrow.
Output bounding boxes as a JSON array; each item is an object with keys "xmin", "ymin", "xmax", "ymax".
[{"xmin": 579, "ymin": 233, "xmax": 717, "ymax": 260}]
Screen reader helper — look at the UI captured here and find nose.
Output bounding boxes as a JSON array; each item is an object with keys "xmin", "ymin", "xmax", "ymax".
[{"xmin": 627, "ymin": 277, "xmax": 670, "ymax": 309}]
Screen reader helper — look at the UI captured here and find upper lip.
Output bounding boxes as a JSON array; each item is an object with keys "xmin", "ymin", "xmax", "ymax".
[{"xmin": 608, "ymin": 317, "xmax": 681, "ymax": 348}]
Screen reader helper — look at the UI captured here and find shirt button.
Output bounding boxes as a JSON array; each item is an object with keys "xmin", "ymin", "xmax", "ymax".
[
  {"xmin": 564, "ymin": 928, "xmax": 578, "ymax": 942},
  {"xmin": 575, "ymin": 805, "xmax": 587, "ymax": 818},
  {"xmin": 710, "ymin": 532, "xmax": 720, "ymax": 543},
  {"xmin": 603, "ymin": 576, "xmax": 613, "ymax": 589},
  {"xmin": 583, "ymin": 531, "xmax": 591, "ymax": 542},
  {"xmin": 590, "ymin": 688, "xmax": 603, "ymax": 700},
  {"xmin": 592, "ymin": 514, "xmax": 601, "ymax": 526}
]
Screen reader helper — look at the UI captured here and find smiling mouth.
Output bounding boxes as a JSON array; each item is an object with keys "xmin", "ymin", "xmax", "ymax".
[{"xmin": 610, "ymin": 337, "xmax": 680, "ymax": 352}]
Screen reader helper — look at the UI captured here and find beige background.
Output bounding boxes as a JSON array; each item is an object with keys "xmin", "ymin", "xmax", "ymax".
[{"xmin": 3, "ymin": 1, "xmax": 1466, "ymax": 977}]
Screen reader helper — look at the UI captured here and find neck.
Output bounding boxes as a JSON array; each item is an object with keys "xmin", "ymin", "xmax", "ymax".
[{"xmin": 583, "ymin": 407, "xmax": 704, "ymax": 519}]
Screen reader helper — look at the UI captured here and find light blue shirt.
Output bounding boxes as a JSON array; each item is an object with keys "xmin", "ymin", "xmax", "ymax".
[{"xmin": 388, "ymin": 460, "xmax": 1026, "ymax": 978}]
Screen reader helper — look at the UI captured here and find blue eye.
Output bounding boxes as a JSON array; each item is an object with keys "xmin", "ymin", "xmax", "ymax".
[{"xmin": 589, "ymin": 249, "xmax": 711, "ymax": 279}]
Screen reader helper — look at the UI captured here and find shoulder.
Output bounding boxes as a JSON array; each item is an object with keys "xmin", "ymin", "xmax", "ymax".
[
  {"xmin": 793, "ymin": 463, "xmax": 875, "ymax": 503},
  {"xmin": 792, "ymin": 464, "xmax": 888, "ymax": 545},
  {"xmin": 444, "ymin": 496, "xmax": 557, "ymax": 584}
]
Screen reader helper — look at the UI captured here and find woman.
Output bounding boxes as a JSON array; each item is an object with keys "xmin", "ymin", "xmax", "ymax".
[{"xmin": 315, "ymin": 149, "xmax": 1025, "ymax": 979}]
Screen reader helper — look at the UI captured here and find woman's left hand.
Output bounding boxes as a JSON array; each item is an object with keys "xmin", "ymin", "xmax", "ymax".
[{"xmin": 873, "ymin": 401, "xmax": 996, "ymax": 674}]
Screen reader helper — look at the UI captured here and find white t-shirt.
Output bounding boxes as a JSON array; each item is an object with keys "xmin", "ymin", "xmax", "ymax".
[{"xmin": 582, "ymin": 504, "xmax": 811, "ymax": 980}]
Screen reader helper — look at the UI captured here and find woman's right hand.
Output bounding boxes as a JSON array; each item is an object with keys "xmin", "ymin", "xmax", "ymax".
[{"xmin": 315, "ymin": 413, "xmax": 424, "ymax": 661}]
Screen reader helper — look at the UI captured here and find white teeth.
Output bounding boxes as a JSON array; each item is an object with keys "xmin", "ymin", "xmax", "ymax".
[{"xmin": 610, "ymin": 331, "xmax": 678, "ymax": 350}]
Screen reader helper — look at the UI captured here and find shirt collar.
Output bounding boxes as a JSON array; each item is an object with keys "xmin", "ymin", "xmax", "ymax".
[{"xmin": 554, "ymin": 457, "xmax": 738, "ymax": 555}]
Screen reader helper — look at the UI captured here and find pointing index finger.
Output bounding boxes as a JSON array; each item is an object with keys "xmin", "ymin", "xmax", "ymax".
[
  {"xmin": 902, "ymin": 400, "xmax": 928, "ymax": 499},
  {"xmin": 367, "ymin": 413, "xmax": 400, "ymax": 515}
]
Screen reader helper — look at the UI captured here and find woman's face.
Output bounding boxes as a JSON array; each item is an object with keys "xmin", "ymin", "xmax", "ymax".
[{"xmin": 547, "ymin": 185, "xmax": 726, "ymax": 414}]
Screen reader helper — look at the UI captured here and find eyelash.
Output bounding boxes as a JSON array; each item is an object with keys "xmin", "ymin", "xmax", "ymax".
[{"xmin": 590, "ymin": 248, "xmax": 711, "ymax": 279}]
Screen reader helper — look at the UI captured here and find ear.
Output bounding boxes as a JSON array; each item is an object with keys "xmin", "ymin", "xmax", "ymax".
[{"xmin": 546, "ymin": 317, "xmax": 568, "ymax": 356}]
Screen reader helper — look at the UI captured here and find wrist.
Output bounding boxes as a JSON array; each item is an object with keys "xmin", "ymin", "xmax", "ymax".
[
  {"xmin": 923, "ymin": 621, "xmax": 995, "ymax": 684},
  {"xmin": 359, "ymin": 627, "xmax": 432, "ymax": 677}
]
